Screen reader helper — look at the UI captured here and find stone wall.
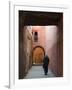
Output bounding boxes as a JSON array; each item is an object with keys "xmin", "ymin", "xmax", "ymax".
[
  {"xmin": 23, "ymin": 27, "xmax": 33, "ymax": 73},
  {"xmin": 19, "ymin": 25, "xmax": 33, "ymax": 79}
]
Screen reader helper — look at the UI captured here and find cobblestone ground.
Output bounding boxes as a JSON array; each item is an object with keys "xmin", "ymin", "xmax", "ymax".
[{"xmin": 25, "ymin": 66, "xmax": 55, "ymax": 79}]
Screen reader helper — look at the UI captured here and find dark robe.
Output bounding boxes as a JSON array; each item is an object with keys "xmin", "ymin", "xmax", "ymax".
[{"xmin": 43, "ymin": 55, "xmax": 49, "ymax": 75}]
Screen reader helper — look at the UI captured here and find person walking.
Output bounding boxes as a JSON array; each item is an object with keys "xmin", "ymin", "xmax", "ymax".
[{"xmin": 43, "ymin": 55, "xmax": 49, "ymax": 75}]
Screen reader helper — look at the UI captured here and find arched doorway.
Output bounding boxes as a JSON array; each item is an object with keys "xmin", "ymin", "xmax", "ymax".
[{"xmin": 32, "ymin": 46, "xmax": 45, "ymax": 64}]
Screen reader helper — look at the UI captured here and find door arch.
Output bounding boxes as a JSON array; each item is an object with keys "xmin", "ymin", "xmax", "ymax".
[{"xmin": 32, "ymin": 46, "xmax": 45, "ymax": 64}]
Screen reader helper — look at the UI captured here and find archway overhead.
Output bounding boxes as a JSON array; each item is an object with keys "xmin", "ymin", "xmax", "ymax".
[{"xmin": 19, "ymin": 11, "xmax": 63, "ymax": 25}]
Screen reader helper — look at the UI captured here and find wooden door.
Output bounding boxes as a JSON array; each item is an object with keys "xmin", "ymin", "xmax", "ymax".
[{"xmin": 33, "ymin": 46, "xmax": 45, "ymax": 64}]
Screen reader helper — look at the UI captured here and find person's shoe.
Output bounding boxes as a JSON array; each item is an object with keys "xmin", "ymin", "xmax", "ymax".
[{"xmin": 45, "ymin": 73, "xmax": 47, "ymax": 75}]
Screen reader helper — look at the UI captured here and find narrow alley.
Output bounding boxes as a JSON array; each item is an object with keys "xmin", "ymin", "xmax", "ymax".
[
  {"xmin": 19, "ymin": 11, "xmax": 63, "ymax": 79},
  {"xmin": 25, "ymin": 66, "xmax": 55, "ymax": 79}
]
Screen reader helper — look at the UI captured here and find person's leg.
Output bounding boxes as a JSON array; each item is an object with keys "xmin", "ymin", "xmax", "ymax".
[
  {"xmin": 45, "ymin": 67, "xmax": 48, "ymax": 75},
  {"xmin": 44, "ymin": 67, "xmax": 47, "ymax": 75},
  {"xmin": 43, "ymin": 67, "xmax": 46, "ymax": 75},
  {"xmin": 47, "ymin": 68, "xmax": 48, "ymax": 73}
]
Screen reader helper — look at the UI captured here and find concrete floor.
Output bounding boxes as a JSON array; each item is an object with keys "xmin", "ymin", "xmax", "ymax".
[{"xmin": 24, "ymin": 66, "xmax": 55, "ymax": 79}]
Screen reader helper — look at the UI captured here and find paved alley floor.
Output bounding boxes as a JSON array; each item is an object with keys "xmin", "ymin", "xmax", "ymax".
[{"xmin": 25, "ymin": 66, "xmax": 55, "ymax": 79}]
